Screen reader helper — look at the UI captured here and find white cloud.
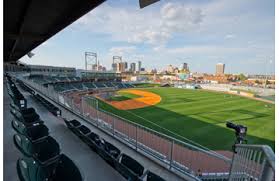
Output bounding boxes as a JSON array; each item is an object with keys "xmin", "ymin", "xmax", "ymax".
[
  {"xmin": 161, "ymin": 3, "xmax": 204, "ymax": 32},
  {"xmin": 109, "ymin": 46, "xmax": 136, "ymax": 56},
  {"xmin": 74, "ymin": 2, "xmax": 204, "ymax": 45},
  {"xmin": 225, "ymin": 34, "xmax": 236, "ymax": 39}
]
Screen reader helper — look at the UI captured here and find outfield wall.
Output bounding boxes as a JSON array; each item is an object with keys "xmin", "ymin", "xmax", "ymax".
[{"xmin": 200, "ymin": 83, "xmax": 275, "ymax": 96}]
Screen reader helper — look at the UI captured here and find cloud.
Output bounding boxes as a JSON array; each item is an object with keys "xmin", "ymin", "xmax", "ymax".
[
  {"xmin": 167, "ymin": 45, "xmax": 247, "ymax": 55},
  {"xmin": 74, "ymin": 2, "xmax": 204, "ymax": 45},
  {"xmin": 225, "ymin": 34, "xmax": 236, "ymax": 39},
  {"xmin": 161, "ymin": 3, "xmax": 204, "ymax": 32},
  {"xmin": 109, "ymin": 46, "xmax": 136, "ymax": 56}
]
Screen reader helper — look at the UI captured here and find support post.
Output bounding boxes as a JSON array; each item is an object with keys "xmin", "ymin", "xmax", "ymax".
[
  {"xmin": 136, "ymin": 125, "xmax": 138, "ymax": 151},
  {"xmin": 169, "ymin": 140, "xmax": 174, "ymax": 169}
]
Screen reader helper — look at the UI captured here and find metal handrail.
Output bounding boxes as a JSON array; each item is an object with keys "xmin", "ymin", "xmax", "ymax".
[
  {"xmin": 235, "ymin": 144, "xmax": 275, "ymax": 171},
  {"xmin": 229, "ymin": 144, "xmax": 275, "ymax": 181}
]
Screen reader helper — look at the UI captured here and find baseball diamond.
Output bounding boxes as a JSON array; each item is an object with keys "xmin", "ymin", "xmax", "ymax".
[{"xmin": 89, "ymin": 87, "xmax": 275, "ymax": 151}]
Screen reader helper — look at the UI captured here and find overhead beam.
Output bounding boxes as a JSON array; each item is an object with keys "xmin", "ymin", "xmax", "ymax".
[
  {"xmin": 9, "ymin": 0, "xmax": 33, "ymax": 61},
  {"xmin": 5, "ymin": 32, "xmax": 46, "ymax": 41},
  {"xmin": 139, "ymin": 0, "xmax": 160, "ymax": 8}
]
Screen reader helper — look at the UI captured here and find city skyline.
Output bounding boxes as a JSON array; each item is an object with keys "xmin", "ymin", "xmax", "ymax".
[{"xmin": 19, "ymin": 0, "xmax": 275, "ymax": 75}]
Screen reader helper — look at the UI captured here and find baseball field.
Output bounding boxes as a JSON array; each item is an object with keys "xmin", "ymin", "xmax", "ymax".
[{"xmin": 95, "ymin": 87, "xmax": 275, "ymax": 151}]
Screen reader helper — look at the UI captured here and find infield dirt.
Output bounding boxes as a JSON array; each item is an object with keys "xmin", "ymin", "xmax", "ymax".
[{"xmin": 104, "ymin": 89, "xmax": 161, "ymax": 110}]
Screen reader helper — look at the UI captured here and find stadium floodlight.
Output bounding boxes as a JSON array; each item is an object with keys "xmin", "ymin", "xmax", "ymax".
[
  {"xmin": 85, "ymin": 52, "xmax": 97, "ymax": 75},
  {"xmin": 139, "ymin": 0, "xmax": 160, "ymax": 8},
  {"xmin": 27, "ymin": 52, "xmax": 35, "ymax": 58}
]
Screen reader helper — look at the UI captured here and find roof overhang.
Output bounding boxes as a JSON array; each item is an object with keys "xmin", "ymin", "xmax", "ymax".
[{"xmin": 4, "ymin": 0, "xmax": 105, "ymax": 62}]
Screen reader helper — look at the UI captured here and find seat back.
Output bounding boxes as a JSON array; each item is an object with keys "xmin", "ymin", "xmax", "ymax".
[
  {"xmin": 146, "ymin": 171, "xmax": 166, "ymax": 181},
  {"xmin": 33, "ymin": 136, "xmax": 60, "ymax": 164},
  {"xmin": 52, "ymin": 154, "xmax": 83, "ymax": 181},
  {"xmin": 118, "ymin": 154, "xmax": 144, "ymax": 179},
  {"xmin": 69, "ymin": 119, "xmax": 81, "ymax": 128},
  {"xmin": 26, "ymin": 124, "xmax": 49, "ymax": 141},
  {"xmin": 104, "ymin": 141, "xmax": 120, "ymax": 159},
  {"xmin": 78, "ymin": 125, "xmax": 91, "ymax": 135}
]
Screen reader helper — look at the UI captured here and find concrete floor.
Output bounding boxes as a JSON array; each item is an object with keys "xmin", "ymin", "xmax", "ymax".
[{"xmin": 4, "ymin": 81, "xmax": 187, "ymax": 181}]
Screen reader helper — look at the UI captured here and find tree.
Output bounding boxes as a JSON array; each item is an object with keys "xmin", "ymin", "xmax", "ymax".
[{"xmin": 239, "ymin": 74, "xmax": 247, "ymax": 81}]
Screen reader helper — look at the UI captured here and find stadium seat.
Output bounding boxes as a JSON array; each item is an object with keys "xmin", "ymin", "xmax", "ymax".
[
  {"xmin": 144, "ymin": 171, "xmax": 166, "ymax": 181},
  {"xmin": 75, "ymin": 125, "xmax": 91, "ymax": 139},
  {"xmin": 98, "ymin": 140, "xmax": 121, "ymax": 168},
  {"xmin": 116, "ymin": 154, "xmax": 145, "ymax": 180},
  {"xmin": 14, "ymin": 134, "xmax": 60, "ymax": 164},
  {"xmin": 17, "ymin": 154, "xmax": 83, "ymax": 181},
  {"xmin": 11, "ymin": 107, "xmax": 41, "ymax": 124},
  {"xmin": 63, "ymin": 119, "xmax": 82, "ymax": 132},
  {"xmin": 85, "ymin": 132, "xmax": 102, "ymax": 152},
  {"xmin": 17, "ymin": 124, "xmax": 49, "ymax": 143},
  {"xmin": 35, "ymin": 94, "xmax": 61, "ymax": 116}
]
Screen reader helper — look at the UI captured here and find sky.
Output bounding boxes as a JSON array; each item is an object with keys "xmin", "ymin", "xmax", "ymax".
[{"xmin": 20, "ymin": 0, "xmax": 275, "ymax": 75}]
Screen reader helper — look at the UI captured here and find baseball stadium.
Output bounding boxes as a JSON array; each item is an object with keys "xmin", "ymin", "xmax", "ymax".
[
  {"xmin": 3, "ymin": 0, "xmax": 275, "ymax": 181},
  {"xmin": 4, "ymin": 70, "xmax": 274, "ymax": 180},
  {"xmin": 70, "ymin": 82, "xmax": 275, "ymax": 151}
]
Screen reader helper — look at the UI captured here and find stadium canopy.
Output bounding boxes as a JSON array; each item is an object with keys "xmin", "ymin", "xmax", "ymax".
[
  {"xmin": 4, "ymin": 0, "xmax": 160, "ymax": 63},
  {"xmin": 4, "ymin": 0, "xmax": 105, "ymax": 63}
]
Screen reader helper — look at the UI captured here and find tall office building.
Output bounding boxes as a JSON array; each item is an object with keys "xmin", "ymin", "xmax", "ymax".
[
  {"xmin": 115, "ymin": 62, "xmax": 128, "ymax": 72},
  {"xmin": 137, "ymin": 61, "xmax": 142, "ymax": 72},
  {"xmin": 167, "ymin": 65, "xmax": 174, "ymax": 73},
  {"xmin": 216, "ymin": 63, "xmax": 225, "ymax": 75},
  {"xmin": 130, "ymin": 63, "xmax": 136, "ymax": 72},
  {"xmin": 181, "ymin": 63, "xmax": 188, "ymax": 71}
]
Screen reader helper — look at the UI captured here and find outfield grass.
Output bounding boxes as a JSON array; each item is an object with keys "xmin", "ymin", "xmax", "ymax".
[
  {"xmin": 109, "ymin": 91, "xmax": 141, "ymax": 101},
  {"xmin": 95, "ymin": 88, "xmax": 275, "ymax": 151}
]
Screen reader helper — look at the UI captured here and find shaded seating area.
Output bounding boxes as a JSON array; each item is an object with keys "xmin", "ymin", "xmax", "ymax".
[
  {"xmin": 94, "ymin": 82, "xmax": 107, "ymax": 88},
  {"xmin": 11, "ymin": 107, "xmax": 42, "ymax": 125},
  {"xmin": 83, "ymin": 82, "xmax": 97, "ymax": 89},
  {"xmin": 14, "ymin": 134, "xmax": 60, "ymax": 164},
  {"xmin": 117, "ymin": 154, "xmax": 145, "ymax": 181},
  {"xmin": 5, "ymin": 74, "xmax": 83, "ymax": 181},
  {"xmin": 63, "ymin": 118, "xmax": 165, "ymax": 181},
  {"xmin": 143, "ymin": 171, "xmax": 166, "ymax": 181},
  {"xmin": 34, "ymin": 94, "xmax": 61, "ymax": 116},
  {"xmin": 17, "ymin": 154, "xmax": 83, "ymax": 181},
  {"xmin": 13, "ymin": 124, "xmax": 49, "ymax": 142},
  {"xmin": 6, "ymin": 77, "xmax": 27, "ymax": 109},
  {"xmin": 17, "ymin": 80, "xmax": 36, "ymax": 95}
]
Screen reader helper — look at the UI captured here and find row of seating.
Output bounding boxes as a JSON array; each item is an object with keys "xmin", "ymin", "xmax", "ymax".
[
  {"xmin": 34, "ymin": 94, "xmax": 61, "ymax": 117},
  {"xmin": 6, "ymin": 75, "xmax": 27, "ymax": 110},
  {"xmin": 53, "ymin": 82, "xmax": 134, "ymax": 92},
  {"xmin": 63, "ymin": 119, "xmax": 165, "ymax": 181},
  {"xmin": 28, "ymin": 75, "xmax": 81, "ymax": 84},
  {"xmin": 6, "ymin": 76, "xmax": 83, "ymax": 181},
  {"xmin": 17, "ymin": 80, "xmax": 36, "ymax": 95}
]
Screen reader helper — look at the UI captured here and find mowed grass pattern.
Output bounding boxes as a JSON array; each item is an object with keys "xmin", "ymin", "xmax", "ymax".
[
  {"xmin": 97, "ymin": 88, "xmax": 274, "ymax": 151},
  {"xmin": 109, "ymin": 91, "xmax": 141, "ymax": 101}
]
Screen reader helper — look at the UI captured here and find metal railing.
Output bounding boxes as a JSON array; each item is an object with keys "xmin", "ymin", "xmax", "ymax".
[
  {"xmin": 19, "ymin": 77, "xmax": 233, "ymax": 180},
  {"xmin": 82, "ymin": 96, "xmax": 232, "ymax": 175},
  {"xmin": 228, "ymin": 144, "xmax": 275, "ymax": 181},
  {"xmin": 17, "ymin": 76, "xmax": 275, "ymax": 181}
]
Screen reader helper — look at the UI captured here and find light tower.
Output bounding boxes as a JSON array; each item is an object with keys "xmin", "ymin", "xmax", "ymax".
[{"xmin": 85, "ymin": 52, "xmax": 97, "ymax": 76}]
